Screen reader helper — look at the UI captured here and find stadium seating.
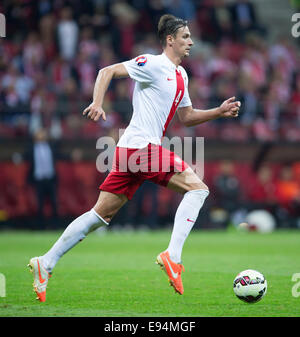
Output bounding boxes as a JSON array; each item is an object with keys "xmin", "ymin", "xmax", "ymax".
[{"xmin": 0, "ymin": 160, "xmax": 296, "ymax": 221}]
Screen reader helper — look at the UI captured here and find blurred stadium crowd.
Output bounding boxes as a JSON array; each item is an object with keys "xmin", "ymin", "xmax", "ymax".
[
  {"xmin": 1, "ymin": 0, "xmax": 300, "ymax": 141},
  {"xmin": 0, "ymin": 0, "xmax": 300, "ymax": 230}
]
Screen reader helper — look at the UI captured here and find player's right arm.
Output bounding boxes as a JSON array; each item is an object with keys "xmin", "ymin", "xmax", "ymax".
[{"xmin": 83, "ymin": 63, "xmax": 129, "ymax": 122}]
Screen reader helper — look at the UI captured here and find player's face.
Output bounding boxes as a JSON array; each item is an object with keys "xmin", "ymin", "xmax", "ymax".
[{"xmin": 172, "ymin": 26, "xmax": 193, "ymax": 58}]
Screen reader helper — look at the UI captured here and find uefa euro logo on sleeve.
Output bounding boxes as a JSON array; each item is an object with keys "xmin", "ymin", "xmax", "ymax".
[
  {"xmin": 0, "ymin": 273, "xmax": 5, "ymax": 297},
  {"xmin": 0, "ymin": 13, "xmax": 6, "ymax": 38},
  {"xmin": 135, "ymin": 55, "xmax": 147, "ymax": 66}
]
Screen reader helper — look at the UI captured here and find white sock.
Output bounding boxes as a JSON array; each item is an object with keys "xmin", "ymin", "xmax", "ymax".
[
  {"xmin": 167, "ymin": 189, "xmax": 209, "ymax": 263},
  {"xmin": 41, "ymin": 208, "xmax": 108, "ymax": 273}
]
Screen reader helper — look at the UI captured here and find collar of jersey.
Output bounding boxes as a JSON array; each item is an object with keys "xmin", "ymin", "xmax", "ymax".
[{"xmin": 161, "ymin": 52, "xmax": 179, "ymax": 71}]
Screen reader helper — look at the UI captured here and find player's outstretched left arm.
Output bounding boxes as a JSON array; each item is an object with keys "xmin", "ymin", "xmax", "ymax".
[
  {"xmin": 83, "ymin": 63, "xmax": 129, "ymax": 122},
  {"xmin": 177, "ymin": 96, "xmax": 241, "ymax": 127}
]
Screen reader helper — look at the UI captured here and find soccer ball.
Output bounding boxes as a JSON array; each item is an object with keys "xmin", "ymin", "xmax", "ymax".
[{"xmin": 233, "ymin": 269, "xmax": 267, "ymax": 303}]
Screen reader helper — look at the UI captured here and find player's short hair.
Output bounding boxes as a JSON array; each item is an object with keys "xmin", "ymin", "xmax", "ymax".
[{"xmin": 158, "ymin": 14, "xmax": 188, "ymax": 47}]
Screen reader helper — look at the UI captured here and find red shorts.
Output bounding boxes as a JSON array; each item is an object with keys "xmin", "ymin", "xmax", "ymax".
[{"xmin": 99, "ymin": 143, "xmax": 189, "ymax": 200}]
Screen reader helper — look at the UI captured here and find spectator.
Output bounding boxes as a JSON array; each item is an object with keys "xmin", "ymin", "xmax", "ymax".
[
  {"xmin": 166, "ymin": 0, "xmax": 197, "ymax": 25},
  {"xmin": 275, "ymin": 165, "xmax": 300, "ymax": 210},
  {"xmin": 269, "ymin": 36, "xmax": 297, "ymax": 85},
  {"xmin": 26, "ymin": 128, "xmax": 59, "ymax": 227},
  {"xmin": 240, "ymin": 35, "xmax": 268, "ymax": 89},
  {"xmin": 237, "ymin": 74, "xmax": 258, "ymax": 131},
  {"xmin": 1, "ymin": 64, "xmax": 33, "ymax": 130},
  {"xmin": 210, "ymin": 0, "xmax": 233, "ymax": 42},
  {"xmin": 57, "ymin": 7, "xmax": 79, "ymax": 61},
  {"xmin": 229, "ymin": 0, "xmax": 265, "ymax": 41},
  {"xmin": 23, "ymin": 32, "xmax": 45, "ymax": 78},
  {"xmin": 145, "ymin": 0, "xmax": 168, "ymax": 30},
  {"xmin": 47, "ymin": 56, "xmax": 76, "ymax": 94},
  {"xmin": 110, "ymin": 0, "xmax": 139, "ymax": 59},
  {"xmin": 2, "ymin": 64, "xmax": 35, "ymax": 105},
  {"xmin": 274, "ymin": 165, "xmax": 300, "ymax": 227},
  {"xmin": 75, "ymin": 50, "xmax": 96, "ymax": 98},
  {"xmin": 213, "ymin": 160, "xmax": 242, "ymax": 224},
  {"xmin": 39, "ymin": 14, "xmax": 57, "ymax": 63},
  {"xmin": 78, "ymin": 26, "xmax": 99, "ymax": 62},
  {"xmin": 207, "ymin": 44, "xmax": 237, "ymax": 84},
  {"xmin": 248, "ymin": 165, "xmax": 277, "ymax": 206}
]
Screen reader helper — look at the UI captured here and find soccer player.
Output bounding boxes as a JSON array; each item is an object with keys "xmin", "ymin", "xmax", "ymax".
[{"xmin": 28, "ymin": 14, "xmax": 240, "ymax": 302}]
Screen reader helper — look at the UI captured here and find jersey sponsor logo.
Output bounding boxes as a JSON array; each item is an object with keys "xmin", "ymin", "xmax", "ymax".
[{"xmin": 135, "ymin": 55, "xmax": 147, "ymax": 67}]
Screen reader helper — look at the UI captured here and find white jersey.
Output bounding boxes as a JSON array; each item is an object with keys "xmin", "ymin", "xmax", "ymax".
[{"xmin": 117, "ymin": 53, "xmax": 192, "ymax": 149}]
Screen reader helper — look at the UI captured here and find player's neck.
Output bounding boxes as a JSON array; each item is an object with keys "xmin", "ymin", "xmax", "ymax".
[{"xmin": 163, "ymin": 49, "xmax": 182, "ymax": 68}]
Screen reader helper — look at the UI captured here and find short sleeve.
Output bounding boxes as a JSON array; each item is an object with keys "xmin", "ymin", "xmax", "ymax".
[
  {"xmin": 122, "ymin": 54, "xmax": 154, "ymax": 84},
  {"xmin": 178, "ymin": 70, "xmax": 192, "ymax": 108}
]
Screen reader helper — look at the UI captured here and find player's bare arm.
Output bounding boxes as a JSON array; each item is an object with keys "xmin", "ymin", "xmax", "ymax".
[
  {"xmin": 83, "ymin": 63, "xmax": 129, "ymax": 122},
  {"xmin": 177, "ymin": 97, "xmax": 241, "ymax": 127}
]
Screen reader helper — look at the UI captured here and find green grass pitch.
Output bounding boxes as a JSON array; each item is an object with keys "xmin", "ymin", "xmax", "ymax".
[{"xmin": 0, "ymin": 228, "xmax": 299, "ymax": 317}]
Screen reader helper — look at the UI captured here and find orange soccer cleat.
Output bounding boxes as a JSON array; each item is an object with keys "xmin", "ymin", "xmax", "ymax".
[
  {"xmin": 27, "ymin": 257, "xmax": 51, "ymax": 302},
  {"xmin": 156, "ymin": 251, "xmax": 185, "ymax": 295}
]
